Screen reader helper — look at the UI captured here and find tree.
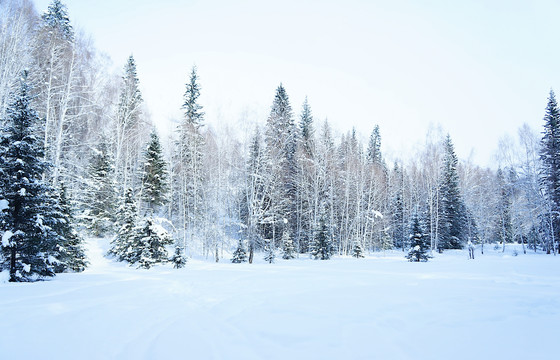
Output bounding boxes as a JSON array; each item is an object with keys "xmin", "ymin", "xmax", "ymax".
[
  {"xmin": 41, "ymin": 0, "xmax": 73, "ymax": 40},
  {"xmin": 406, "ymin": 213, "xmax": 430, "ymax": 262},
  {"xmin": 53, "ymin": 182, "xmax": 87, "ymax": 272},
  {"xmin": 82, "ymin": 139, "xmax": 116, "ymax": 236},
  {"xmin": 0, "ymin": 72, "xmax": 59, "ymax": 281},
  {"xmin": 136, "ymin": 217, "xmax": 173, "ymax": 269},
  {"xmin": 170, "ymin": 245, "xmax": 186, "ymax": 268},
  {"xmin": 437, "ymin": 134, "xmax": 467, "ymax": 250},
  {"xmin": 231, "ymin": 239, "xmax": 248, "ymax": 263},
  {"xmin": 539, "ymin": 90, "xmax": 560, "ymax": 254},
  {"xmin": 281, "ymin": 229, "xmax": 296, "ymax": 259},
  {"xmin": 141, "ymin": 130, "xmax": 168, "ymax": 215},
  {"xmin": 366, "ymin": 125, "xmax": 382, "ymax": 165},
  {"xmin": 352, "ymin": 239, "xmax": 365, "ymax": 258},
  {"xmin": 311, "ymin": 212, "xmax": 333, "ymax": 260},
  {"xmin": 494, "ymin": 168, "xmax": 513, "ymax": 250},
  {"xmin": 264, "ymin": 239, "xmax": 275, "ymax": 264},
  {"xmin": 107, "ymin": 188, "xmax": 138, "ymax": 263}
]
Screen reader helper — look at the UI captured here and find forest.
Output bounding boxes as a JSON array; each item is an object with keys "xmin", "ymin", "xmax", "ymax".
[{"xmin": 1, "ymin": 0, "xmax": 559, "ymax": 282}]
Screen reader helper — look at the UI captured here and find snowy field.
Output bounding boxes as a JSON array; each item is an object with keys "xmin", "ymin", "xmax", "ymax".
[{"xmin": 1, "ymin": 240, "xmax": 559, "ymax": 360}]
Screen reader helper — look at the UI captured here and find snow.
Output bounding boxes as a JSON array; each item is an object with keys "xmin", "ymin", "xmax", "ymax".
[
  {"xmin": 2, "ymin": 230, "xmax": 13, "ymax": 247},
  {"xmin": 0, "ymin": 199, "xmax": 8, "ymax": 211},
  {"xmin": 0, "ymin": 240, "xmax": 559, "ymax": 360},
  {"xmin": 19, "ymin": 188, "xmax": 26, "ymax": 196}
]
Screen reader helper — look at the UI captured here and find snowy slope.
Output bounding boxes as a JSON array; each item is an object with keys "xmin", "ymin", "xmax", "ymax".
[{"xmin": 1, "ymin": 240, "xmax": 558, "ymax": 360}]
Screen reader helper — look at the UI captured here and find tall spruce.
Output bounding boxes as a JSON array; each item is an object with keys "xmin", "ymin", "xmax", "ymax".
[
  {"xmin": 83, "ymin": 139, "xmax": 116, "ymax": 236},
  {"xmin": 539, "ymin": 90, "xmax": 560, "ymax": 254},
  {"xmin": 494, "ymin": 168, "xmax": 513, "ymax": 249},
  {"xmin": 366, "ymin": 125, "xmax": 382, "ymax": 165},
  {"xmin": 136, "ymin": 217, "xmax": 173, "ymax": 269},
  {"xmin": 41, "ymin": 0, "xmax": 73, "ymax": 41},
  {"xmin": 141, "ymin": 131, "xmax": 168, "ymax": 215},
  {"xmin": 108, "ymin": 188, "xmax": 138, "ymax": 263},
  {"xmin": 54, "ymin": 182, "xmax": 87, "ymax": 272},
  {"xmin": 437, "ymin": 134, "xmax": 467, "ymax": 250},
  {"xmin": 0, "ymin": 72, "xmax": 59, "ymax": 281}
]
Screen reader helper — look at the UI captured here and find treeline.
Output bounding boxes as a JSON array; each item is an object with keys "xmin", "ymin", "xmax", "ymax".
[{"xmin": 1, "ymin": 1, "xmax": 558, "ymax": 281}]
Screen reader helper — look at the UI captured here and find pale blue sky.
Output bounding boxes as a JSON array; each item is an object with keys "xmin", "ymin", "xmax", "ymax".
[{"xmin": 34, "ymin": 0, "xmax": 560, "ymax": 165}]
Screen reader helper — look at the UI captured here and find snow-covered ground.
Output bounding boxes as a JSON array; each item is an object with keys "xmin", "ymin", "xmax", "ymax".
[{"xmin": 1, "ymin": 240, "xmax": 558, "ymax": 360}]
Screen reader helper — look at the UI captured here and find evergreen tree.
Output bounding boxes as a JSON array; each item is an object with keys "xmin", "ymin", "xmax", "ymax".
[
  {"xmin": 53, "ymin": 182, "xmax": 87, "ymax": 272},
  {"xmin": 141, "ymin": 131, "xmax": 168, "ymax": 214},
  {"xmin": 366, "ymin": 125, "xmax": 382, "ymax": 165},
  {"xmin": 170, "ymin": 245, "xmax": 186, "ymax": 268},
  {"xmin": 406, "ymin": 213, "xmax": 430, "ymax": 262},
  {"xmin": 264, "ymin": 239, "xmax": 275, "ymax": 264},
  {"xmin": 281, "ymin": 229, "xmax": 296, "ymax": 259},
  {"xmin": 0, "ymin": 72, "xmax": 58, "ymax": 281},
  {"xmin": 494, "ymin": 168, "xmax": 513, "ymax": 246},
  {"xmin": 83, "ymin": 139, "xmax": 116, "ymax": 236},
  {"xmin": 539, "ymin": 90, "xmax": 560, "ymax": 254},
  {"xmin": 352, "ymin": 239, "xmax": 365, "ymax": 258},
  {"xmin": 231, "ymin": 239, "xmax": 248, "ymax": 263},
  {"xmin": 299, "ymin": 96, "xmax": 314, "ymax": 158},
  {"xmin": 41, "ymin": 0, "xmax": 73, "ymax": 41},
  {"xmin": 312, "ymin": 213, "xmax": 333, "ymax": 260},
  {"xmin": 107, "ymin": 188, "xmax": 138, "ymax": 263},
  {"xmin": 390, "ymin": 162, "xmax": 406, "ymax": 250},
  {"xmin": 437, "ymin": 134, "xmax": 467, "ymax": 250},
  {"xmin": 136, "ymin": 217, "xmax": 173, "ymax": 269}
]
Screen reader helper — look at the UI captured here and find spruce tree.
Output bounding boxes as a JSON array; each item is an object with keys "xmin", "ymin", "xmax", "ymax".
[
  {"xmin": 231, "ymin": 239, "xmax": 248, "ymax": 263},
  {"xmin": 539, "ymin": 90, "xmax": 560, "ymax": 254},
  {"xmin": 83, "ymin": 139, "xmax": 116, "ymax": 236},
  {"xmin": 437, "ymin": 134, "xmax": 467, "ymax": 250},
  {"xmin": 141, "ymin": 130, "xmax": 168, "ymax": 215},
  {"xmin": 299, "ymin": 96, "xmax": 314, "ymax": 158},
  {"xmin": 406, "ymin": 213, "xmax": 430, "ymax": 262},
  {"xmin": 108, "ymin": 188, "xmax": 139, "ymax": 263},
  {"xmin": 54, "ymin": 182, "xmax": 87, "ymax": 272},
  {"xmin": 352, "ymin": 240, "xmax": 365, "ymax": 258},
  {"xmin": 494, "ymin": 168, "xmax": 513, "ymax": 247},
  {"xmin": 264, "ymin": 239, "xmax": 275, "ymax": 264},
  {"xmin": 136, "ymin": 217, "xmax": 173, "ymax": 269},
  {"xmin": 312, "ymin": 214, "xmax": 332, "ymax": 260},
  {"xmin": 170, "ymin": 245, "xmax": 186, "ymax": 268},
  {"xmin": 41, "ymin": 0, "xmax": 73, "ymax": 41},
  {"xmin": 366, "ymin": 125, "xmax": 382, "ymax": 165},
  {"xmin": 0, "ymin": 72, "xmax": 58, "ymax": 281},
  {"xmin": 281, "ymin": 229, "xmax": 296, "ymax": 259}
]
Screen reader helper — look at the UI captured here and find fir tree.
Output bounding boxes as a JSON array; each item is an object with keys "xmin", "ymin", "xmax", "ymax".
[
  {"xmin": 170, "ymin": 245, "xmax": 186, "ymax": 268},
  {"xmin": 83, "ymin": 139, "xmax": 116, "ymax": 236},
  {"xmin": 264, "ymin": 239, "xmax": 275, "ymax": 264},
  {"xmin": 312, "ymin": 213, "xmax": 332, "ymax": 260},
  {"xmin": 136, "ymin": 217, "xmax": 173, "ymax": 269},
  {"xmin": 406, "ymin": 213, "xmax": 430, "ymax": 262},
  {"xmin": 53, "ymin": 182, "xmax": 87, "ymax": 272},
  {"xmin": 299, "ymin": 96, "xmax": 314, "ymax": 158},
  {"xmin": 108, "ymin": 188, "xmax": 138, "ymax": 263},
  {"xmin": 366, "ymin": 125, "xmax": 382, "ymax": 165},
  {"xmin": 141, "ymin": 131, "xmax": 168, "ymax": 214},
  {"xmin": 352, "ymin": 239, "xmax": 365, "ymax": 258},
  {"xmin": 41, "ymin": 0, "xmax": 73, "ymax": 41},
  {"xmin": 281, "ymin": 229, "xmax": 296, "ymax": 259},
  {"xmin": 437, "ymin": 134, "xmax": 467, "ymax": 250},
  {"xmin": 494, "ymin": 168, "xmax": 513, "ymax": 247},
  {"xmin": 231, "ymin": 239, "xmax": 248, "ymax": 263},
  {"xmin": 0, "ymin": 72, "xmax": 58, "ymax": 281},
  {"xmin": 539, "ymin": 90, "xmax": 560, "ymax": 254}
]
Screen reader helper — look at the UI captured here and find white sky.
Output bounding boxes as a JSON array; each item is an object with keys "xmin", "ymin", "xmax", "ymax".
[{"xmin": 34, "ymin": 0, "xmax": 560, "ymax": 166}]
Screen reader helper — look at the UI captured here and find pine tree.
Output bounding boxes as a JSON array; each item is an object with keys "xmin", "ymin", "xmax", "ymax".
[
  {"xmin": 539, "ymin": 90, "xmax": 560, "ymax": 254},
  {"xmin": 366, "ymin": 125, "xmax": 382, "ymax": 165},
  {"xmin": 264, "ymin": 239, "xmax": 275, "ymax": 264},
  {"xmin": 406, "ymin": 213, "xmax": 430, "ymax": 262},
  {"xmin": 390, "ymin": 162, "xmax": 406, "ymax": 250},
  {"xmin": 83, "ymin": 139, "xmax": 116, "ymax": 236},
  {"xmin": 281, "ymin": 229, "xmax": 296, "ymax": 259},
  {"xmin": 141, "ymin": 131, "xmax": 168, "ymax": 214},
  {"xmin": 0, "ymin": 72, "xmax": 59, "ymax": 281},
  {"xmin": 437, "ymin": 134, "xmax": 467, "ymax": 250},
  {"xmin": 53, "ymin": 182, "xmax": 87, "ymax": 272},
  {"xmin": 352, "ymin": 239, "xmax": 365, "ymax": 258},
  {"xmin": 108, "ymin": 188, "xmax": 138, "ymax": 263},
  {"xmin": 494, "ymin": 168, "xmax": 513, "ymax": 247},
  {"xmin": 231, "ymin": 239, "xmax": 248, "ymax": 263},
  {"xmin": 41, "ymin": 0, "xmax": 73, "ymax": 41},
  {"xmin": 170, "ymin": 245, "xmax": 186, "ymax": 268},
  {"xmin": 299, "ymin": 96, "xmax": 314, "ymax": 158},
  {"xmin": 312, "ymin": 213, "xmax": 332, "ymax": 260},
  {"xmin": 136, "ymin": 217, "xmax": 173, "ymax": 269}
]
